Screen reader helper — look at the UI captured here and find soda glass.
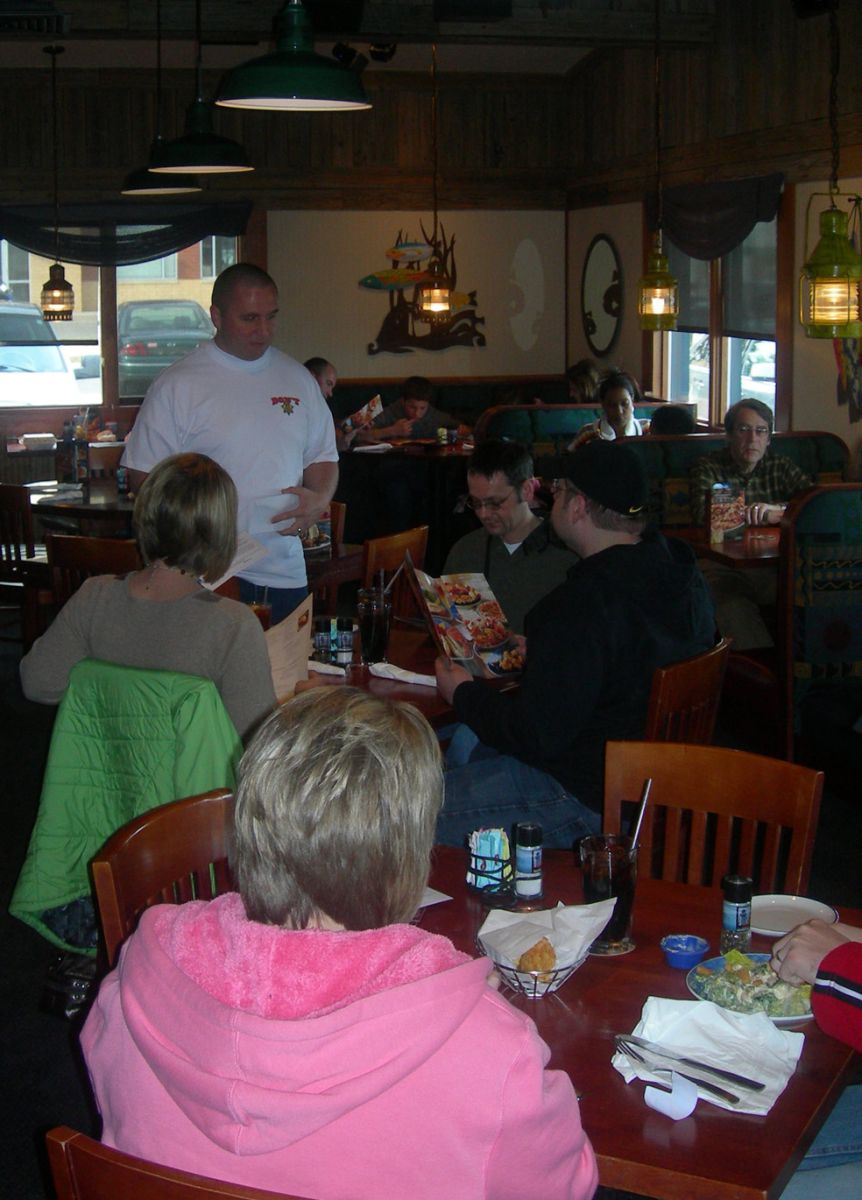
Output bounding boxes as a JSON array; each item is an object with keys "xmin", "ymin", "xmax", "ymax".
[{"xmin": 579, "ymin": 834, "xmax": 638, "ymax": 955}]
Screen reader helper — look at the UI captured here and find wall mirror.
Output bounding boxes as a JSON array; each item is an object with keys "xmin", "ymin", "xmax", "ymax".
[{"xmin": 581, "ymin": 234, "xmax": 622, "ymax": 357}]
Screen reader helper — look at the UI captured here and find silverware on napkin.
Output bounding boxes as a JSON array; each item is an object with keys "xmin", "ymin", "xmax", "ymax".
[{"xmin": 615, "ymin": 1034, "xmax": 765, "ymax": 1093}]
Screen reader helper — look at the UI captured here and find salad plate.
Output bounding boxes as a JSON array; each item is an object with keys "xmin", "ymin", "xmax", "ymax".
[
  {"xmin": 751, "ymin": 894, "xmax": 838, "ymax": 938},
  {"xmin": 686, "ymin": 952, "xmax": 813, "ymax": 1027}
]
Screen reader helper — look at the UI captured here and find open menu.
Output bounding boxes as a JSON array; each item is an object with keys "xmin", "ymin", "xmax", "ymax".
[{"xmin": 406, "ymin": 562, "xmax": 524, "ymax": 678}]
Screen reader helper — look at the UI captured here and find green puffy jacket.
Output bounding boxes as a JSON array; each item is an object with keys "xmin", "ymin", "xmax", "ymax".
[{"xmin": 11, "ymin": 658, "xmax": 242, "ymax": 954}]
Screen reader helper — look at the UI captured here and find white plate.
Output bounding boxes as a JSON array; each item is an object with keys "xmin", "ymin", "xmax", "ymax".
[{"xmin": 751, "ymin": 894, "xmax": 838, "ymax": 938}]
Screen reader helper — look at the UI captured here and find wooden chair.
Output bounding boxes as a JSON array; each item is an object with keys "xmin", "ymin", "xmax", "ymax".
[
  {"xmin": 644, "ymin": 638, "xmax": 731, "ymax": 744},
  {"xmin": 90, "ymin": 788, "xmax": 235, "ymax": 970},
  {"xmin": 46, "ymin": 532, "xmax": 142, "ymax": 607},
  {"xmin": 46, "ymin": 1126, "xmax": 315, "ymax": 1200},
  {"xmin": 361, "ymin": 524, "xmax": 429, "ymax": 618},
  {"xmin": 603, "ymin": 740, "xmax": 823, "ymax": 893},
  {"xmin": 0, "ymin": 481, "xmax": 48, "ymax": 641}
]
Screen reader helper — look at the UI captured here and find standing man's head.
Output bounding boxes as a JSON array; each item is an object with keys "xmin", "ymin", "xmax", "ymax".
[
  {"xmin": 210, "ymin": 263, "xmax": 278, "ymax": 363},
  {"xmin": 724, "ymin": 398, "xmax": 774, "ymax": 474},
  {"xmin": 598, "ymin": 370, "xmax": 640, "ymax": 437},
  {"xmin": 552, "ymin": 439, "xmax": 647, "ymax": 556},
  {"xmin": 466, "ymin": 440, "xmax": 536, "ymax": 543},
  {"xmin": 402, "ymin": 375, "xmax": 434, "ymax": 423},
  {"xmin": 304, "ymin": 357, "xmax": 337, "ymax": 402}
]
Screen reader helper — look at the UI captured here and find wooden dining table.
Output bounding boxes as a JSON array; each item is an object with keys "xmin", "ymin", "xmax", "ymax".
[
  {"xmin": 681, "ymin": 526, "xmax": 782, "ymax": 569},
  {"xmin": 420, "ymin": 847, "xmax": 859, "ymax": 1200}
]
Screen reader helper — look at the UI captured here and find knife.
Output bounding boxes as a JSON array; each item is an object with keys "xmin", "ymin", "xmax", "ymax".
[{"xmin": 615, "ymin": 1033, "xmax": 765, "ymax": 1092}]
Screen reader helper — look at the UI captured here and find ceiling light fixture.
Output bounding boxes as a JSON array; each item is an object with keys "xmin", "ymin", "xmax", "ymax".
[
  {"xmin": 637, "ymin": 0, "xmax": 678, "ymax": 332},
  {"xmin": 418, "ymin": 43, "xmax": 451, "ymax": 324},
  {"xmin": 798, "ymin": 3, "xmax": 862, "ymax": 338},
  {"xmin": 40, "ymin": 44, "xmax": 74, "ymax": 322},
  {"xmin": 121, "ymin": 0, "xmax": 201, "ymax": 195},
  {"xmin": 215, "ymin": 0, "xmax": 372, "ymax": 112},
  {"xmin": 150, "ymin": 0, "xmax": 253, "ymax": 175}
]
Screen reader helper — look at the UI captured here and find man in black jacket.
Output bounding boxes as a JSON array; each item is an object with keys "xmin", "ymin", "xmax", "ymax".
[{"xmin": 435, "ymin": 439, "xmax": 715, "ymax": 848}]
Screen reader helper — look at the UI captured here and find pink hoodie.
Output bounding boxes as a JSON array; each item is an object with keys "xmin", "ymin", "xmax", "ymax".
[{"xmin": 81, "ymin": 893, "xmax": 597, "ymax": 1200}]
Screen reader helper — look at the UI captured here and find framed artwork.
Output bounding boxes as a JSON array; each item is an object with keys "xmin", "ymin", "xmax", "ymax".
[{"xmin": 581, "ymin": 234, "xmax": 622, "ymax": 357}]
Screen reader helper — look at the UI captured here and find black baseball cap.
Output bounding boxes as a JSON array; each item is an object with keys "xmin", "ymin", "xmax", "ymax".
[{"xmin": 562, "ymin": 439, "xmax": 648, "ymax": 516}]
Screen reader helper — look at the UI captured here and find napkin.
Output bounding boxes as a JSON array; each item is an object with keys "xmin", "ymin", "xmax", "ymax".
[
  {"xmin": 369, "ymin": 662, "xmax": 436, "ymax": 687},
  {"xmin": 353, "ymin": 443, "xmax": 392, "ymax": 453},
  {"xmin": 613, "ymin": 996, "xmax": 804, "ymax": 1115},
  {"xmin": 306, "ymin": 660, "xmax": 346, "ymax": 677}
]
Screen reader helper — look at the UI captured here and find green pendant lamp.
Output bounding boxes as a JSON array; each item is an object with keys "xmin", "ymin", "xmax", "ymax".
[
  {"xmin": 40, "ymin": 45, "xmax": 74, "ymax": 322},
  {"xmin": 150, "ymin": 0, "xmax": 253, "ymax": 174},
  {"xmin": 122, "ymin": 1, "xmax": 201, "ymax": 195},
  {"xmin": 798, "ymin": 6, "xmax": 861, "ymax": 339},
  {"xmin": 216, "ymin": 0, "xmax": 371, "ymax": 112},
  {"xmin": 637, "ymin": 0, "xmax": 678, "ymax": 332}
]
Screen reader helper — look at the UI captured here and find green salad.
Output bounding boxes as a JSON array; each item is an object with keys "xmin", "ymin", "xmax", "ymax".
[{"xmin": 692, "ymin": 950, "xmax": 811, "ymax": 1019}]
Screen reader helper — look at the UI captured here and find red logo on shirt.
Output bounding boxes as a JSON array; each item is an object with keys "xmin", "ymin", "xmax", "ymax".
[{"xmin": 272, "ymin": 396, "xmax": 301, "ymax": 414}]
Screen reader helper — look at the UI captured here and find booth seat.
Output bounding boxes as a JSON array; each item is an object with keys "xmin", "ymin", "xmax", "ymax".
[
  {"xmin": 330, "ymin": 377, "xmax": 570, "ymax": 427},
  {"xmin": 535, "ymin": 431, "xmax": 852, "ymax": 531},
  {"xmin": 472, "ymin": 401, "xmax": 683, "ymax": 447}
]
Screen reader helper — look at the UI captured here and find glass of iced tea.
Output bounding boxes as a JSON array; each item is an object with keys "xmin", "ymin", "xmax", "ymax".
[
  {"xmin": 248, "ymin": 587, "xmax": 271, "ymax": 631},
  {"xmin": 579, "ymin": 834, "xmax": 638, "ymax": 955}
]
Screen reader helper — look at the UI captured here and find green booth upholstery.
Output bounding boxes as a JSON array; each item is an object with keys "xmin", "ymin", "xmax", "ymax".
[
  {"xmin": 474, "ymin": 402, "xmax": 677, "ymax": 449},
  {"xmin": 329, "ymin": 378, "xmax": 570, "ymax": 429}
]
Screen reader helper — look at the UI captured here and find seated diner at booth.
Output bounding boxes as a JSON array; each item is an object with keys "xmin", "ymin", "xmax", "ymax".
[{"xmin": 81, "ymin": 687, "xmax": 598, "ymax": 1200}]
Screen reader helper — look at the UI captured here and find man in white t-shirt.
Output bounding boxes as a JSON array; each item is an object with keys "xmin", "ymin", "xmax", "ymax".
[{"xmin": 123, "ymin": 264, "xmax": 338, "ymax": 622}]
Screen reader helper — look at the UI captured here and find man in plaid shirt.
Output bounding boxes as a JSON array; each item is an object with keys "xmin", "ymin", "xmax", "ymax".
[{"xmin": 690, "ymin": 398, "xmax": 811, "ymax": 649}]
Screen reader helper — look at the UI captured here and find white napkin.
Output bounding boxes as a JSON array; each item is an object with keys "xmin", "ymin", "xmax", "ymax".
[
  {"xmin": 478, "ymin": 901, "xmax": 616, "ymax": 973},
  {"xmin": 613, "ymin": 996, "xmax": 804, "ymax": 1115},
  {"xmin": 353, "ymin": 443, "xmax": 392, "ymax": 453},
  {"xmin": 369, "ymin": 662, "xmax": 436, "ymax": 687},
  {"xmin": 306, "ymin": 660, "xmax": 346, "ymax": 677}
]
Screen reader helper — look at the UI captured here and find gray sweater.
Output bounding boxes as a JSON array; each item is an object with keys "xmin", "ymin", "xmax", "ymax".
[{"xmin": 20, "ymin": 575, "xmax": 276, "ymax": 739}]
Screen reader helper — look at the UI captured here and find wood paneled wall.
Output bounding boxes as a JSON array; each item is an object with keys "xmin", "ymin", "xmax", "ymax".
[{"xmin": 0, "ymin": 0, "xmax": 860, "ymax": 212}]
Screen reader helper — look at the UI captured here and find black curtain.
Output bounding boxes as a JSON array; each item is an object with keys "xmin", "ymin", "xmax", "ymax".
[
  {"xmin": 646, "ymin": 174, "xmax": 784, "ymax": 261},
  {"xmin": 0, "ymin": 201, "xmax": 252, "ymax": 267}
]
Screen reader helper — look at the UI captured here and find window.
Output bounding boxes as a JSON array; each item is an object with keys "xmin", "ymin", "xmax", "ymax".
[
  {"xmin": 117, "ymin": 249, "xmax": 178, "ymax": 281},
  {"xmin": 662, "ymin": 218, "xmax": 777, "ymax": 425},
  {"xmin": 200, "ymin": 235, "xmax": 237, "ymax": 280},
  {"xmin": 0, "ymin": 239, "xmax": 30, "ymax": 301}
]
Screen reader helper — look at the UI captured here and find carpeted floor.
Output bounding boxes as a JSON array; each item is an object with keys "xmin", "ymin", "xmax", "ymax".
[{"xmin": 2, "ymin": 624, "xmax": 860, "ymax": 1200}]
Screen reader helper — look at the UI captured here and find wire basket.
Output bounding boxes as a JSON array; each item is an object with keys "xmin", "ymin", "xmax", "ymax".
[
  {"xmin": 486, "ymin": 951, "xmax": 589, "ymax": 999},
  {"xmin": 466, "ymin": 851, "xmax": 515, "ymax": 907}
]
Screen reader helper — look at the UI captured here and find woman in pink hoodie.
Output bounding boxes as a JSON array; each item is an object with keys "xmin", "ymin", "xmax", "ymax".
[{"xmin": 82, "ymin": 687, "xmax": 597, "ymax": 1200}]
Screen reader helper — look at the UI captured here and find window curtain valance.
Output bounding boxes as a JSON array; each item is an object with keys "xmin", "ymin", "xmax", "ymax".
[
  {"xmin": 0, "ymin": 201, "xmax": 252, "ymax": 267},
  {"xmin": 646, "ymin": 173, "xmax": 784, "ymax": 261}
]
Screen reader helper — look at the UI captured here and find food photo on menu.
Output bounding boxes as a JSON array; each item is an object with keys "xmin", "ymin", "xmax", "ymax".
[{"xmin": 407, "ymin": 565, "xmax": 524, "ymax": 678}]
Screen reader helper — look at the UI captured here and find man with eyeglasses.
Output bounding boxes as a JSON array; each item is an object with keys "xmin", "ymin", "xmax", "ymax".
[
  {"xmin": 443, "ymin": 441, "xmax": 575, "ymax": 632},
  {"xmin": 434, "ymin": 440, "xmax": 714, "ymax": 849},
  {"xmin": 690, "ymin": 398, "xmax": 811, "ymax": 649}
]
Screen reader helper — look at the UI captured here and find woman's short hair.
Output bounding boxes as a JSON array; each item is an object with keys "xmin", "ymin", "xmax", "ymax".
[
  {"xmin": 133, "ymin": 452, "xmax": 238, "ymax": 582},
  {"xmin": 232, "ymin": 688, "xmax": 443, "ymax": 931},
  {"xmin": 566, "ymin": 358, "xmax": 601, "ymax": 404}
]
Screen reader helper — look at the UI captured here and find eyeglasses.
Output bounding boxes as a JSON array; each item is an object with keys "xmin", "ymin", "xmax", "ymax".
[
  {"xmin": 466, "ymin": 489, "xmax": 515, "ymax": 512},
  {"xmin": 734, "ymin": 424, "xmax": 770, "ymax": 437}
]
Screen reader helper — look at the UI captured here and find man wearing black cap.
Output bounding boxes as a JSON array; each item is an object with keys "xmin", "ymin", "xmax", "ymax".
[{"xmin": 435, "ymin": 439, "xmax": 715, "ymax": 848}]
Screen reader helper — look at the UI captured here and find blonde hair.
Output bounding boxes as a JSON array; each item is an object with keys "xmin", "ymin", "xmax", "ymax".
[
  {"xmin": 133, "ymin": 453, "xmax": 237, "ymax": 582},
  {"xmin": 232, "ymin": 688, "xmax": 443, "ymax": 930}
]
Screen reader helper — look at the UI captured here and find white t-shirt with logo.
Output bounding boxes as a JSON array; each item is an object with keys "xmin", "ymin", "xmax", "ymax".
[{"xmin": 123, "ymin": 342, "xmax": 338, "ymax": 588}]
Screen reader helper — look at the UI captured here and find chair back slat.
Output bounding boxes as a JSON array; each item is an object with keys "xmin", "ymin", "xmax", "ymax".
[
  {"xmin": 645, "ymin": 638, "xmax": 730, "ymax": 744},
  {"xmin": 604, "ymin": 741, "xmax": 823, "ymax": 893}
]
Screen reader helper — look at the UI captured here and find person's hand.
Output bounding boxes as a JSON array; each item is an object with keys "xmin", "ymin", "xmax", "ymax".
[
  {"xmin": 272, "ymin": 483, "xmax": 329, "ymax": 538},
  {"xmin": 745, "ymin": 502, "xmax": 784, "ymax": 526},
  {"xmin": 391, "ymin": 417, "xmax": 415, "ymax": 437},
  {"xmin": 511, "ymin": 634, "xmax": 527, "ymax": 659},
  {"xmin": 435, "ymin": 656, "xmax": 472, "ymax": 703},
  {"xmin": 770, "ymin": 919, "xmax": 850, "ymax": 986}
]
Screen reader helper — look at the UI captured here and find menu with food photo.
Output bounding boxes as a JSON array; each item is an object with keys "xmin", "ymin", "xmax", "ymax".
[{"xmin": 406, "ymin": 564, "xmax": 524, "ymax": 678}]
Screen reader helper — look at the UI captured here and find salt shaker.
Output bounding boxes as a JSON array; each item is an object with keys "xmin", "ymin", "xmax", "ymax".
[
  {"xmin": 514, "ymin": 822, "xmax": 543, "ymax": 901},
  {"xmin": 719, "ymin": 874, "xmax": 752, "ymax": 953}
]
